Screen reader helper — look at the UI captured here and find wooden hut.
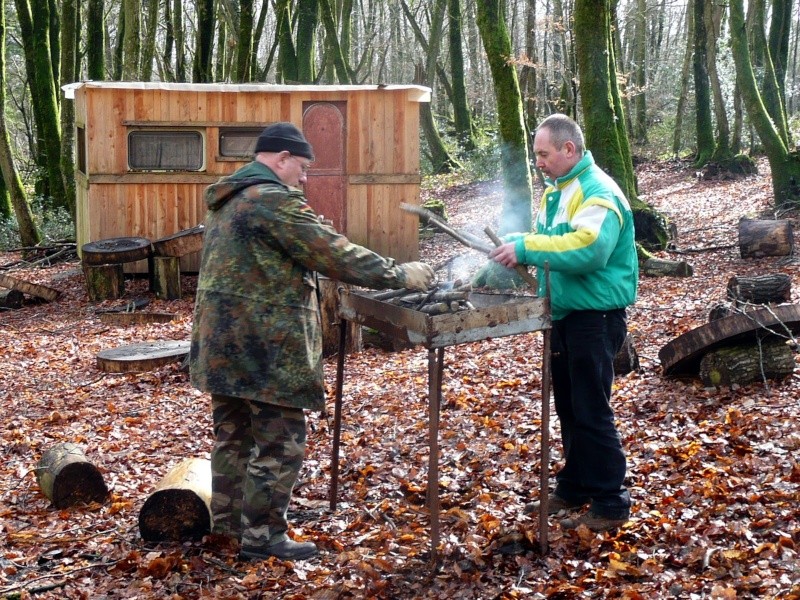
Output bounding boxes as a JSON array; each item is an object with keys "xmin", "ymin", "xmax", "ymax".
[{"xmin": 65, "ymin": 82, "xmax": 432, "ymax": 272}]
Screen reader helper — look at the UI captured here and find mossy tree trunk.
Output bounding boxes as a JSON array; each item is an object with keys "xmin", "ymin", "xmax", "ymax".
[
  {"xmin": 193, "ymin": 0, "xmax": 214, "ymax": 82},
  {"xmin": 730, "ymin": 0, "xmax": 800, "ymax": 207},
  {"xmin": 575, "ymin": 0, "xmax": 669, "ymax": 251},
  {"xmin": 692, "ymin": 0, "xmax": 715, "ymax": 167},
  {"xmin": 475, "ymin": 0, "xmax": 533, "ymax": 235},
  {"xmin": 86, "ymin": 0, "xmax": 105, "ymax": 80},
  {"xmin": 296, "ymin": 0, "xmax": 319, "ymax": 83},
  {"xmin": 448, "ymin": 0, "xmax": 475, "ymax": 153}
]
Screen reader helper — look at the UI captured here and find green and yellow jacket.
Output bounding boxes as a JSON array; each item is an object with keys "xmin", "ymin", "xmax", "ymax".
[
  {"xmin": 507, "ymin": 151, "xmax": 638, "ymax": 321},
  {"xmin": 190, "ymin": 161, "xmax": 409, "ymax": 410}
]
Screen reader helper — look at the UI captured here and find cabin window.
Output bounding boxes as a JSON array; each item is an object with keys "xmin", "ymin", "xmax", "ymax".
[
  {"xmin": 76, "ymin": 126, "xmax": 86, "ymax": 174},
  {"xmin": 218, "ymin": 127, "xmax": 263, "ymax": 158},
  {"xmin": 128, "ymin": 130, "xmax": 204, "ymax": 171}
]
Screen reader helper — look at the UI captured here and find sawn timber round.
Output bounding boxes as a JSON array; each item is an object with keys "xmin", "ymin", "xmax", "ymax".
[
  {"xmin": 96, "ymin": 340, "xmax": 190, "ymax": 373},
  {"xmin": 81, "ymin": 236, "xmax": 152, "ymax": 265}
]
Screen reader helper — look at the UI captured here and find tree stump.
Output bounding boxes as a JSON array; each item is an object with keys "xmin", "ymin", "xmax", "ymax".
[
  {"xmin": 0, "ymin": 273, "xmax": 60, "ymax": 302},
  {"xmin": 642, "ymin": 257, "xmax": 693, "ymax": 277},
  {"xmin": 319, "ymin": 277, "xmax": 362, "ymax": 357},
  {"xmin": 726, "ymin": 274, "xmax": 792, "ymax": 306},
  {"xmin": 83, "ymin": 263, "xmax": 125, "ymax": 301},
  {"xmin": 738, "ymin": 219, "xmax": 793, "ymax": 258},
  {"xmin": 699, "ymin": 340, "xmax": 795, "ymax": 387},
  {"xmin": 138, "ymin": 458, "xmax": 212, "ymax": 542},
  {"xmin": 96, "ymin": 340, "xmax": 191, "ymax": 373},
  {"xmin": 152, "ymin": 256, "xmax": 182, "ymax": 300},
  {"xmin": 613, "ymin": 334, "xmax": 640, "ymax": 376},
  {"xmin": 35, "ymin": 443, "xmax": 109, "ymax": 508}
]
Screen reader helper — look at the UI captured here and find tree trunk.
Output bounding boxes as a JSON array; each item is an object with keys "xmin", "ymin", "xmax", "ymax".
[
  {"xmin": 59, "ymin": 0, "xmax": 77, "ymax": 221},
  {"xmin": 139, "ymin": 0, "xmax": 158, "ymax": 80},
  {"xmin": 693, "ymin": 0, "xmax": 715, "ymax": 167},
  {"xmin": 86, "ymin": 0, "xmax": 104, "ymax": 79},
  {"xmin": 699, "ymin": 340, "xmax": 795, "ymax": 387},
  {"xmin": 193, "ymin": 0, "xmax": 214, "ymax": 82},
  {"xmin": 275, "ymin": 0, "xmax": 298, "ymax": 83},
  {"xmin": 121, "ymin": 0, "xmax": 140, "ymax": 79},
  {"xmin": 83, "ymin": 263, "xmax": 125, "ymax": 301},
  {"xmin": 705, "ymin": 0, "xmax": 732, "ymax": 162},
  {"xmin": 35, "ymin": 443, "xmax": 109, "ymax": 508},
  {"xmin": 632, "ymin": 0, "xmax": 647, "ymax": 144},
  {"xmin": 730, "ymin": 0, "xmax": 800, "ymax": 207},
  {"xmin": 475, "ymin": 0, "xmax": 533, "ymax": 235},
  {"xmin": 235, "ymin": 0, "xmax": 254, "ymax": 82},
  {"xmin": 296, "ymin": 0, "xmax": 319, "ymax": 83},
  {"xmin": 0, "ymin": 0, "xmax": 40, "ymax": 247},
  {"xmin": 672, "ymin": 0, "xmax": 694, "ymax": 157},
  {"xmin": 319, "ymin": 0, "xmax": 352, "ymax": 84},
  {"xmin": 138, "ymin": 458, "xmax": 212, "ymax": 542},
  {"xmin": 173, "ymin": 0, "xmax": 186, "ymax": 81},
  {"xmin": 448, "ymin": 0, "xmax": 475, "ymax": 152}
]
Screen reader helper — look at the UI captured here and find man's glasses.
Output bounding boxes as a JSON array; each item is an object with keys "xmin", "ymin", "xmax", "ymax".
[{"xmin": 290, "ymin": 154, "xmax": 311, "ymax": 174}]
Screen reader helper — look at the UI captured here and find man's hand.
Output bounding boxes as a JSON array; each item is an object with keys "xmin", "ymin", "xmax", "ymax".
[
  {"xmin": 399, "ymin": 262, "xmax": 435, "ymax": 291},
  {"xmin": 489, "ymin": 243, "xmax": 519, "ymax": 268}
]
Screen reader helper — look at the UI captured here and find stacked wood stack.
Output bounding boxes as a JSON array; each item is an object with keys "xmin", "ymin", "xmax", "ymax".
[
  {"xmin": 35, "ymin": 443, "xmax": 109, "ymax": 508},
  {"xmin": 138, "ymin": 458, "xmax": 212, "ymax": 542},
  {"xmin": 699, "ymin": 272, "xmax": 796, "ymax": 387}
]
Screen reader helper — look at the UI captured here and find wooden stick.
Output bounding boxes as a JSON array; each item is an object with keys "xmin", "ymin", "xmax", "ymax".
[
  {"xmin": 483, "ymin": 227, "xmax": 539, "ymax": 289},
  {"xmin": 399, "ymin": 203, "xmax": 495, "ymax": 255}
]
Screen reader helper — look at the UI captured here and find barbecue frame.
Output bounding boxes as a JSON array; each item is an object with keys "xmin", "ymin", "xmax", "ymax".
[{"xmin": 329, "ymin": 283, "xmax": 554, "ymax": 562}]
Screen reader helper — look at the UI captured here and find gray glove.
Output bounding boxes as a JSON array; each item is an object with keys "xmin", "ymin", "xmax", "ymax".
[{"xmin": 399, "ymin": 261, "xmax": 435, "ymax": 291}]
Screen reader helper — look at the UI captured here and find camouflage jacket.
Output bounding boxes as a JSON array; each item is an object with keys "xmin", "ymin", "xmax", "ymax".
[{"xmin": 190, "ymin": 161, "xmax": 410, "ymax": 411}]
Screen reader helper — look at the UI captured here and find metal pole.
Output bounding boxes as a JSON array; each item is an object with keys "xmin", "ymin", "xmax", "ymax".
[
  {"xmin": 329, "ymin": 317, "xmax": 348, "ymax": 511},
  {"xmin": 539, "ymin": 264, "xmax": 552, "ymax": 554},
  {"xmin": 427, "ymin": 347, "xmax": 444, "ymax": 564}
]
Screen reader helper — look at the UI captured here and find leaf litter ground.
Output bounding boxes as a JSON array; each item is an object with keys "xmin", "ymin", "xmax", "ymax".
[{"xmin": 0, "ymin": 159, "xmax": 798, "ymax": 599}]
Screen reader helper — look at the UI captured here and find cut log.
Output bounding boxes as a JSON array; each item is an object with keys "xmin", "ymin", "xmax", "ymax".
[
  {"xmin": 0, "ymin": 273, "xmax": 60, "ymax": 302},
  {"xmin": 81, "ymin": 236, "xmax": 152, "ymax": 266},
  {"xmin": 726, "ymin": 274, "xmax": 792, "ymax": 306},
  {"xmin": 83, "ymin": 263, "xmax": 125, "ymax": 301},
  {"xmin": 699, "ymin": 340, "xmax": 795, "ymax": 387},
  {"xmin": 35, "ymin": 443, "xmax": 109, "ymax": 509},
  {"xmin": 738, "ymin": 219, "xmax": 793, "ymax": 258},
  {"xmin": 99, "ymin": 312, "xmax": 176, "ymax": 326},
  {"xmin": 613, "ymin": 334, "xmax": 640, "ymax": 376},
  {"xmin": 152, "ymin": 256, "xmax": 182, "ymax": 300},
  {"xmin": 138, "ymin": 458, "xmax": 211, "ymax": 542},
  {"xmin": 659, "ymin": 303, "xmax": 800, "ymax": 376},
  {"xmin": 151, "ymin": 225, "xmax": 205, "ymax": 257},
  {"xmin": 319, "ymin": 277, "xmax": 361, "ymax": 357},
  {"xmin": 0, "ymin": 288, "xmax": 25, "ymax": 309},
  {"xmin": 96, "ymin": 340, "xmax": 191, "ymax": 373},
  {"xmin": 642, "ymin": 257, "xmax": 694, "ymax": 277}
]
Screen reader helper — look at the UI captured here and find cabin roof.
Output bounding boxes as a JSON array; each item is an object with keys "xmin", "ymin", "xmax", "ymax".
[{"xmin": 62, "ymin": 81, "xmax": 432, "ymax": 102}]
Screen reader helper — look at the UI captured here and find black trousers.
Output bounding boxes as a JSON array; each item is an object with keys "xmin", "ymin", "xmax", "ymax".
[{"xmin": 551, "ymin": 308, "xmax": 631, "ymax": 519}]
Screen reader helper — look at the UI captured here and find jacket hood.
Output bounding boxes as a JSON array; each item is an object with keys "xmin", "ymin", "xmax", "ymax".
[{"xmin": 205, "ymin": 161, "xmax": 286, "ymax": 211}]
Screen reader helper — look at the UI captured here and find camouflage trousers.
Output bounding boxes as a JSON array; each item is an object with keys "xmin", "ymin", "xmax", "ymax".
[{"xmin": 210, "ymin": 394, "xmax": 306, "ymax": 550}]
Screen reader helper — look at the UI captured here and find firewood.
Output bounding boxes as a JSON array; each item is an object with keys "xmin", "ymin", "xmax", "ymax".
[
  {"xmin": 642, "ymin": 257, "xmax": 693, "ymax": 277},
  {"xmin": 699, "ymin": 340, "xmax": 795, "ymax": 387},
  {"xmin": 35, "ymin": 443, "xmax": 109, "ymax": 508},
  {"xmin": 613, "ymin": 334, "xmax": 640, "ymax": 376},
  {"xmin": 726, "ymin": 273, "xmax": 792, "ymax": 306},
  {"xmin": 738, "ymin": 218, "xmax": 793, "ymax": 258},
  {"xmin": 319, "ymin": 276, "xmax": 362, "ymax": 357},
  {"xmin": 138, "ymin": 458, "xmax": 212, "ymax": 542}
]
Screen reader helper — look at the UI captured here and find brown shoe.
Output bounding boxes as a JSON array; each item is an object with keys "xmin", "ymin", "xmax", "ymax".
[
  {"xmin": 560, "ymin": 511, "xmax": 628, "ymax": 532},
  {"xmin": 523, "ymin": 494, "xmax": 588, "ymax": 516},
  {"xmin": 240, "ymin": 539, "xmax": 318, "ymax": 561}
]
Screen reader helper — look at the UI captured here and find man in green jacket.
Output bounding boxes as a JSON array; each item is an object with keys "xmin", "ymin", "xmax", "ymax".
[
  {"xmin": 190, "ymin": 122, "xmax": 434, "ymax": 560},
  {"xmin": 490, "ymin": 114, "xmax": 638, "ymax": 532}
]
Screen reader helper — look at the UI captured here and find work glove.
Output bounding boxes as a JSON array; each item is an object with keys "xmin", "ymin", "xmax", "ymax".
[{"xmin": 399, "ymin": 261, "xmax": 435, "ymax": 291}]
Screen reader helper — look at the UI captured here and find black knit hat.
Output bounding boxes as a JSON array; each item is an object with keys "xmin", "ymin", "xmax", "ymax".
[{"xmin": 254, "ymin": 122, "xmax": 315, "ymax": 160}]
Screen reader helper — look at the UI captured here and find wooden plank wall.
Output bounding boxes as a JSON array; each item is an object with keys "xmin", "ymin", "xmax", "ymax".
[{"xmin": 77, "ymin": 85, "xmax": 423, "ymax": 270}]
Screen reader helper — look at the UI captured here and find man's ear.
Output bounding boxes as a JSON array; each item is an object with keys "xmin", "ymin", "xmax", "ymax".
[{"xmin": 563, "ymin": 140, "xmax": 577, "ymax": 157}]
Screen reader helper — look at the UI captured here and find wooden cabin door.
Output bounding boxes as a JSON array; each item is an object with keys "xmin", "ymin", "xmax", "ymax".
[{"xmin": 302, "ymin": 102, "xmax": 347, "ymax": 231}]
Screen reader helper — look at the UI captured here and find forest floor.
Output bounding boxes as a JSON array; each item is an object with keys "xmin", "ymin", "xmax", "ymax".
[{"xmin": 0, "ymin": 158, "xmax": 799, "ymax": 599}]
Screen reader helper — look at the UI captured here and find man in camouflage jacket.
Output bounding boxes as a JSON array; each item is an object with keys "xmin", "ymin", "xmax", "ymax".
[{"xmin": 190, "ymin": 122, "xmax": 433, "ymax": 561}]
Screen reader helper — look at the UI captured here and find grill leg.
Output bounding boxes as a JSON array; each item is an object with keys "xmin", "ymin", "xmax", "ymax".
[
  {"xmin": 329, "ymin": 318, "xmax": 348, "ymax": 511},
  {"xmin": 539, "ymin": 328, "xmax": 552, "ymax": 554},
  {"xmin": 427, "ymin": 347, "xmax": 444, "ymax": 563}
]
